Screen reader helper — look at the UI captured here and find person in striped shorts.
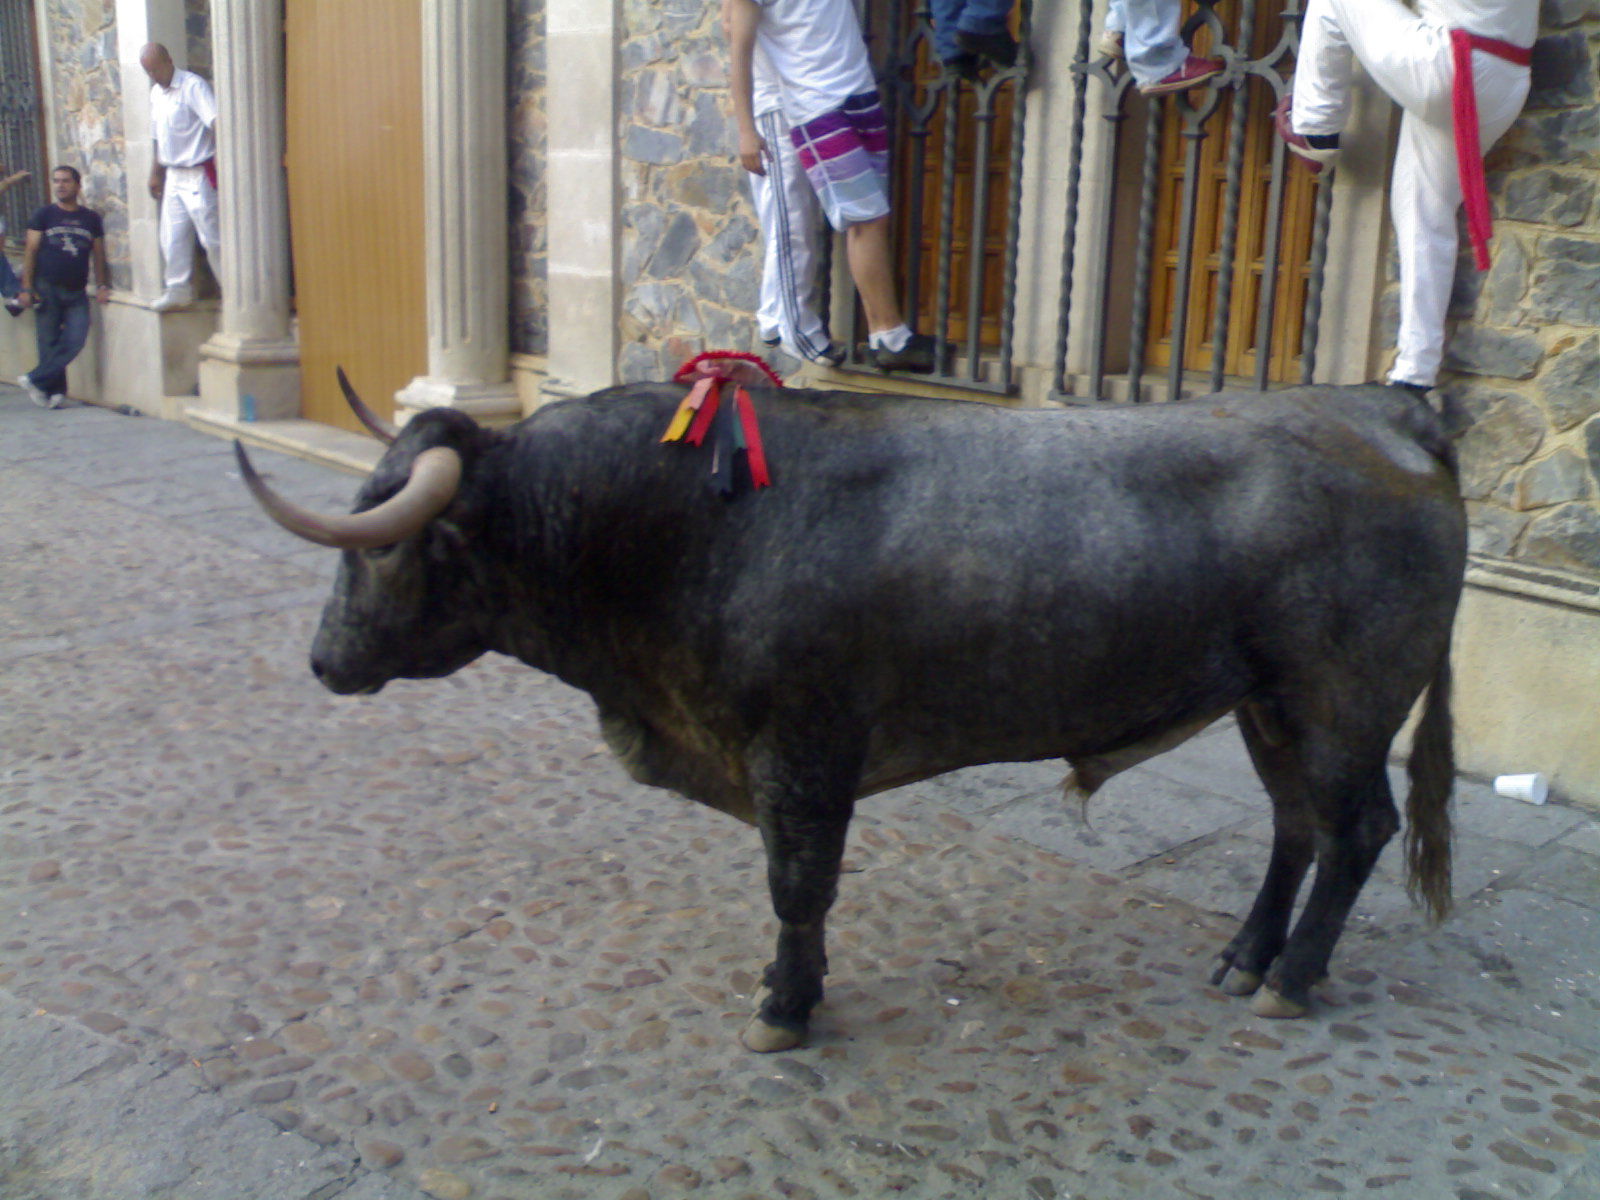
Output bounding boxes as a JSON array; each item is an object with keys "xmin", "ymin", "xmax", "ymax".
[{"xmin": 728, "ymin": 0, "xmax": 936, "ymax": 373}]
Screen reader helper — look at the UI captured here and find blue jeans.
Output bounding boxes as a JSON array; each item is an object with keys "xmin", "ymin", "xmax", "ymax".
[
  {"xmin": 929, "ymin": 0, "xmax": 1014, "ymax": 63},
  {"xmin": 0, "ymin": 254, "xmax": 17, "ymax": 297},
  {"xmin": 29, "ymin": 280, "xmax": 91, "ymax": 396}
]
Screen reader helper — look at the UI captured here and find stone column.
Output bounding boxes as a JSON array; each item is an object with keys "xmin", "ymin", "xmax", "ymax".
[
  {"xmin": 197, "ymin": 0, "xmax": 301, "ymax": 420},
  {"xmin": 542, "ymin": 0, "xmax": 621, "ymax": 401},
  {"xmin": 395, "ymin": 0, "xmax": 519, "ymax": 422}
]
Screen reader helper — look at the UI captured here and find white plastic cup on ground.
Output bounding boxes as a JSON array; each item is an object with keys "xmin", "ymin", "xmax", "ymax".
[{"xmin": 1494, "ymin": 773, "xmax": 1549, "ymax": 805}]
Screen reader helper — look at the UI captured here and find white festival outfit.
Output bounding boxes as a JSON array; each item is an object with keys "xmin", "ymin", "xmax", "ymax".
[
  {"xmin": 1291, "ymin": 0, "xmax": 1534, "ymax": 387},
  {"xmin": 749, "ymin": 45, "xmax": 834, "ymax": 363},
  {"xmin": 150, "ymin": 67, "xmax": 221, "ymax": 301}
]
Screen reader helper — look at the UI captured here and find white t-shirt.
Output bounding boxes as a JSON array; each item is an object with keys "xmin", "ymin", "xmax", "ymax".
[
  {"xmin": 753, "ymin": 0, "xmax": 877, "ymax": 126},
  {"xmin": 753, "ymin": 44, "xmax": 782, "ymax": 118},
  {"xmin": 1416, "ymin": 0, "xmax": 1537, "ymax": 45},
  {"xmin": 150, "ymin": 68, "xmax": 218, "ymax": 168}
]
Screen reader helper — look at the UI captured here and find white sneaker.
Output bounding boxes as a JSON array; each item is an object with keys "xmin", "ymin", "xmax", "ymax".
[
  {"xmin": 48, "ymin": 393, "xmax": 71, "ymax": 409},
  {"xmin": 150, "ymin": 289, "xmax": 193, "ymax": 312},
  {"xmin": 18, "ymin": 373, "xmax": 50, "ymax": 407}
]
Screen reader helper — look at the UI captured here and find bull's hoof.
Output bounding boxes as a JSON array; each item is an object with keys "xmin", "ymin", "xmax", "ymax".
[
  {"xmin": 740, "ymin": 1014, "xmax": 807, "ymax": 1053},
  {"xmin": 1216, "ymin": 966, "xmax": 1262, "ymax": 996},
  {"xmin": 1249, "ymin": 986, "xmax": 1309, "ymax": 1019}
]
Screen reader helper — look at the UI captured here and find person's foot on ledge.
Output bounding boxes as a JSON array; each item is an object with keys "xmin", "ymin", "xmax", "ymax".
[
  {"xmin": 150, "ymin": 289, "xmax": 194, "ymax": 312},
  {"xmin": 1140, "ymin": 54, "xmax": 1224, "ymax": 96}
]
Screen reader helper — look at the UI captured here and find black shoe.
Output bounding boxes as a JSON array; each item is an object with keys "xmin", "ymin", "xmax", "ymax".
[
  {"xmin": 807, "ymin": 341, "xmax": 846, "ymax": 368},
  {"xmin": 870, "ymin": 332, "xmax": 938, "ymax": 374},
  {"xmin": 957, "ymin": 29, "xmax": 1019, "ymax": 69},
  {"xmin": 942, "ymin": 52, "xmax": 982, "ymax": 83},
  {"xmin": 1386, "ymin": 379, "xmax": 1430, "ymax": 397}
]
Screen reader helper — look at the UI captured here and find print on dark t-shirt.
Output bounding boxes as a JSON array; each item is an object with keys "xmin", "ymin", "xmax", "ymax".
[{"xmin": 27, "ymin": 204, "xmax": 104, "ymax": 291}]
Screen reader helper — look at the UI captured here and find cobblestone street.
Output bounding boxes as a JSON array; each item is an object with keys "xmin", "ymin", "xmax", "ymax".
[{"xmin": 3, "ymin": 388, "xmax": 1599, "ymax": 1200}]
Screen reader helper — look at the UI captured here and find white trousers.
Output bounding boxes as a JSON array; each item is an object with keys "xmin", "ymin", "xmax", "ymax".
[
  {"xmin": 1293, "ymin": 0, "xmax": 1529, "ymax": 385},
  {"xmin": 752, "ymin": 108, "xmax": 832, "ymax": 361},
  {"xmin": 160, "ymin": 164, "xmax": 221, "ymax": 295},
  {"xmin": 1104, "ymin": 0, "xmax": 1188, "ymax": 87}
]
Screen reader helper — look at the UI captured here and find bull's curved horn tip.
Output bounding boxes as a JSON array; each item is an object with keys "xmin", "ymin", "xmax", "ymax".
[{"xmin": 335, "ymin": 364, "xmax": 399, "ymax": 444}]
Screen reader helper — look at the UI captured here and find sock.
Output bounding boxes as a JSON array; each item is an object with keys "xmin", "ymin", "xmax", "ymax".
[{"xmin": 869, "ymin": 324, "xmax": 912, "ymax": 353}]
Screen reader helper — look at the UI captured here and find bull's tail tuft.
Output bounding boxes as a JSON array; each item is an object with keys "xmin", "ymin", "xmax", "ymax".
[{"xmin": 1404, "ymin": 654, "xmax": 1455, "ymax": 924}]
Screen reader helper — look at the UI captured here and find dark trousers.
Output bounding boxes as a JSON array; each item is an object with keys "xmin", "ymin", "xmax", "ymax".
[
  {"xmin": 29, "ymin": 280, "xmax": 91, "ymax": 396},
  {"xmin": 0, "ymin": 255, "xmax": 17, "ymax": 297}
]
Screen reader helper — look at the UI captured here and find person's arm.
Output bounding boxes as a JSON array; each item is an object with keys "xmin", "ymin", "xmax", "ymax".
[
  {"xmin": 91, "ymin": 236, "xmax": 110, "ymax": 304},
  {"xmin": 18, "ymin": 229, "xmax": 41, "ymax": 308},
  {"xmin": 726, "ymin": 0, "xmax": 768, "ymax": 176},
  {"xmin": 0, "ymin": 169, "xmax": 29, "ymax": 198},
  {"xmin": 149, "ymin": 142, "xmax": 165, "ymax": 200}
]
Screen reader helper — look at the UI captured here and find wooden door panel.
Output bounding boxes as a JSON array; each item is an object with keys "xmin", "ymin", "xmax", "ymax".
[
  {"xmin": 285, "ymin": 0, "xmax": 425, "ymax": 430},
  {"xmin": 1146, "ymin": 4, "xmax": 1318, "ymax": 383}
]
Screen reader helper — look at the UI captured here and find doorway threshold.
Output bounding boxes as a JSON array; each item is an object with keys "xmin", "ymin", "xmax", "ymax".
[{"xmin": 184, "ymin": 407, "xmax": 384, "ymax": 477}]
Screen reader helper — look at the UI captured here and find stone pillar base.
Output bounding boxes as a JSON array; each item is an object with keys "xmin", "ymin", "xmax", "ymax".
[
  {"xmin": 396, "ymin": 375, "xmax": 521, "ymax": 426},
  {"xmin": 198, "ymin": 335, "xmax": 302, "ymax": 421}
]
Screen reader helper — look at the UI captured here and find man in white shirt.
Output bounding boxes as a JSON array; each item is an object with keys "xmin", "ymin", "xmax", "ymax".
[
  {"xmin": 141, "ymin": 42, "xmax": 220, "ymax": 312},
  {"xmin": 722, "ymin": 0, "xmax": 843, "ymax": 368},
  {"xmin": 1277, "ymin": 0, "xmax": 1534, "ymax": 392},
  {"xmin": 728, "ymin": 0, "xmax": 936, "ymax": 372}
]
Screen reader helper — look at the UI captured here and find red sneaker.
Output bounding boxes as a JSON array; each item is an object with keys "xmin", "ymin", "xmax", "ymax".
[
  {"xmin": 1139, "ymin": 54, "xmax": 1223, "ymax": 96},
  {"xmin": 1274, "ymin": 96, "xmax": 1340, "ymax": 174}
]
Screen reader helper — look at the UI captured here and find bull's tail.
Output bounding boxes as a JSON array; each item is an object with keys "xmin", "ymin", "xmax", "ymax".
[{"xmin": 1403, "ymin": 653, "xmax": 1455, "ymax": 924}]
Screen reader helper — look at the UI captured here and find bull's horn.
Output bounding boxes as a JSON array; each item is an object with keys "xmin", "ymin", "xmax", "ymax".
[
  {"xmin": 234, "ymin": 440, "xmax": 462, "ymax": 549},
  {"xmin": 337, "ymin": 365, "xmax": 398, "ymax": 444}
]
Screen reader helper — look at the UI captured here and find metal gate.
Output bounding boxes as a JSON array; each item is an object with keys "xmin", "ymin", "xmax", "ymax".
[{"xmin": 0, "ymin": 0, "xmax": 47, "ymax": 250}]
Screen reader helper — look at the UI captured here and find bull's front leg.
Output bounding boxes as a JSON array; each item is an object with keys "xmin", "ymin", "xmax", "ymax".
[{"xmin": 741, "ymin": 744, "xmax": 861, "ymax": 1053}]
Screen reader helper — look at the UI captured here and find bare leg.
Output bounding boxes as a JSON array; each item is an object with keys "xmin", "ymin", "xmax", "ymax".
[{"xmin": 845, "ymin": 215, "xmax": 905, "ymax": 335}]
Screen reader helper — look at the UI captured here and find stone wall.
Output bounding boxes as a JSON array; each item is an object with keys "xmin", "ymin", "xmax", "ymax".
[
  {"xmin": 616, "ymin": 0, "xmax": 772, "ymax": 382},
  {"xmin": 184, "ymin": 0, "xmax": 210, "ymax": 76},
  {"xmin": 509, "ymin": 0, "xmax": 547, "ymax": 357},
  {"xmin": 1440, "ymin": 1, "xmax": 1600, "ymax": 577},
  {"xmin": 46, "ymin": 0, "xmax": 130, "ymax": 288}
]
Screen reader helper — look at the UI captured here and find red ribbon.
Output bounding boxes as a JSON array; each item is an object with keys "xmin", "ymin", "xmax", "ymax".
[
  {"xmin": 1450, "ymin": 29, "xmax": 1531, "ymax": 272},
  {"xmin": 734, "ymin": 387, "xmax": 770, "ymax": 489}
]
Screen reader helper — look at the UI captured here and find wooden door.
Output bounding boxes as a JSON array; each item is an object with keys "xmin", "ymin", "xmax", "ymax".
[
  {"xmin": 285, "ymin": 0, "xmax": 426, "ymax": 430},
  {"xmin": 1146, "ymin": 5, "xmax": 1319, "ymax": 382}
]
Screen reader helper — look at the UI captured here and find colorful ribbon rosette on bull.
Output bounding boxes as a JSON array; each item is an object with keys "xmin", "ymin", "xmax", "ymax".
[{"xmin": 661, "ymin": 350, "xmax": 781, "ymax": 496}]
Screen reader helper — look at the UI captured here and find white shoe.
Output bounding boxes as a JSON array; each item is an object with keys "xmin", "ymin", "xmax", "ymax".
[
  {"xmin": 48, "ymin": 393, "xmax": 71, "ymax": 409},
  {"xmin": 18, "ymin": 373, "xmax": 50, "ymax": 407},
  {"xmin": 151, "ymin": 290, "xmax": 193, "ymax": 312}
]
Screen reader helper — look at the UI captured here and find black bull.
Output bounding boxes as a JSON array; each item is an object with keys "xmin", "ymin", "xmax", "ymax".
[{"xmin": 237, "ymin": 379, "xmax": 1466, "ymax": 1053}]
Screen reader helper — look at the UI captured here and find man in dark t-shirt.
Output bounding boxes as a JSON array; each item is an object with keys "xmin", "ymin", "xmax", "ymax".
[{"xmin": 16, "ymin": 165, "xmax": 111, "ymax": 409}]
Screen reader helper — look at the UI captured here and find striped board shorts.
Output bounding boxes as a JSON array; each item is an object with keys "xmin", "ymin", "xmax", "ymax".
[{"xmin": 789, "ymin": 91, "xmax": 892, "ymax": 230}]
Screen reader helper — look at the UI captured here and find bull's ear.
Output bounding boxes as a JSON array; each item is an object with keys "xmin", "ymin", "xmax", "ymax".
[{"xmin": 427, "ymin": 519, "xmax": 467, "ymax": 563}]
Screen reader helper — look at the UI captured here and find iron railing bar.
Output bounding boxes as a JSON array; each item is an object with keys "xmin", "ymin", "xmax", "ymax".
[
  {"xmin": 1126, "ymin": 100, "xmax": 1165, "ymax": 404},
  {"xmin": 1253, "ymin": 125, "xmax": 1291, "ymax": 390},
  {"xmin": 932, "ymin": 84, "xmax": 960, "ymax": 375},
  {"xmin": 1300, "ymin": 168, "xmax": 1336, "ymax": 384},
  {"xmin": 1209, "ymin": 0, "xmax": 1259, "ymax": 393},
  {"xmin": 963, "ymin": 85, "xmax": 999, "ymax": 381},
  {"xmin": 1087, "ymin": 101, "xmax": 1126, "ymax": 401},
  {"xmin": 1167, "ymin": 88, "xmax": 1223, "ymax": 403},
  {"xmin": 996, "ymin": 12, "xmax": 1031, "ymax": 391},
  {"xmin": 1051, "ymin": 1, "xmax": 1098, "ymax": 397}
]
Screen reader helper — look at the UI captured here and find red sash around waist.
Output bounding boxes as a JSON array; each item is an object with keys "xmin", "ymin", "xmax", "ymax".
[{"xmin": 1451, "ymin": 30, "xmax": 1531, "ymax": 271}]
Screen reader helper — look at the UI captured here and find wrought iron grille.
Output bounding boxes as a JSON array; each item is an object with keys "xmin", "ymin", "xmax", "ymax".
[
  {"xmin": 0, "ymin": 0, "xmax": 48, "ymax": 250},
  {"xmin": 1053, "ymin": 0, "xmax": 1334, "ymax": 403},
  {"xmin": 845, "ymin": 0, "xmax": 1031, "ymax": 394}
]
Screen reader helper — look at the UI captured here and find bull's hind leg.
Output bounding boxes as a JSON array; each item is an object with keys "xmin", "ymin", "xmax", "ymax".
[
  {"xmin": 1251, "ymin": 760, "xmax": 1398, "ymax": 1018},
  {"xmin": 1225, "ymin": 695, "xmax": 1403, "ymax": 1017},
  {"xmin": 1212, "ymin": 701, "xmax": 1317, "ymax": 997},
  {"xmin": 741, "ymin": 740, "xmax": 861, "ymax": 1053}
]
